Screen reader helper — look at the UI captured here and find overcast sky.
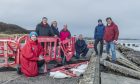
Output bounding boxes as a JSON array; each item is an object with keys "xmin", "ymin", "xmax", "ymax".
[{"xmin": 0, "ymin": 0, "xmax": 140, "ymax": 39}]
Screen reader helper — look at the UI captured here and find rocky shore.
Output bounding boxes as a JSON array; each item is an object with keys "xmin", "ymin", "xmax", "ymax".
[{"xmin": 117, "ymin": 44, "xmax": 140, "ymax": 66}]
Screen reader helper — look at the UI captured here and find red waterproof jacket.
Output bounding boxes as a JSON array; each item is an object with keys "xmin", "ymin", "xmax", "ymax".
[
  {"xmin": 60, "ymin": 30, "xmax": 71, "ymax": 41},
  {"xmin": 104, "ymin": 22, "xmax": 119, "ymax": 42},
  {"xmin": 20, "ymin": 39, "xmax": 43, "ymax": 77}
]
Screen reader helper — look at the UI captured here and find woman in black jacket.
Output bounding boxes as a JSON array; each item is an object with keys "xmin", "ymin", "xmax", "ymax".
[{"xmin": 51, "ymin": 21, "xmax": 59, "ymax": 37}]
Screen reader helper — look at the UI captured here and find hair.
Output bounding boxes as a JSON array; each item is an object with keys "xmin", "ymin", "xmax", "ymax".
[
  {"xmin": 42, "ymin": 17, "xmax": 48, "ymax": 20},
  {"xmin": 51, "ymin": 21, "xmax": 57, "ymax": 28},
  {"xmin": 106, "ymin": 17, "xmax": 112, "ymax": 21},
  {"xmin": 98, "ymin": 19, "xmax": 102, "ymax": 22}
]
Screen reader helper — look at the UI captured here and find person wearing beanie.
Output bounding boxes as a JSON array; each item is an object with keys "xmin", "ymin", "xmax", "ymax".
[
  {"xmin": 94, "ymin": 19, "xmax": 105, "ymax": 56},
  {"xmin": 20, "ymin": 32, "xmax": 45, "ymax": 77}
]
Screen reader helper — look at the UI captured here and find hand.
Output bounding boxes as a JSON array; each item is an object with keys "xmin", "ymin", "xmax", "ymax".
[
  {"xmin": 39, "ymin": 55, "xmax": 44, "ymax": 61},
  {"xmin": 113, "ymin": 40, "xmax": 117, "ymax": 44},
  {"xmin": 104, "ymin": 40, "xmax": 106, "ymax": 44},
  {"xmin": 54, "ymin": 35, "xmax": 58, "ymax": 37}
]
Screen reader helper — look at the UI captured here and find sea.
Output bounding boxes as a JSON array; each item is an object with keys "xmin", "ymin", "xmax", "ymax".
[{"xmin": 118, "ymin": 40, "xmax": 140, "ymax": 51}]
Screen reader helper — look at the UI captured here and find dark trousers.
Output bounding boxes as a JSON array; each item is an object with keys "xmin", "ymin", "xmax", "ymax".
[
  {"xmin": 94, "ymin": 39, "xmax": 103, "ymax": 56},
  {"xmin": 76, "ymin": 48, "xmax": 89, "ymax": 59},
  {"xmin": 37, "ymin": 60, "xmax": 45, "ymax": 68}
]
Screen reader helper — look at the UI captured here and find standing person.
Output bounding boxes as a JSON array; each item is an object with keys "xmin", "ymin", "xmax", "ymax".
[
  {"xmin": 94, "ymin": 19, "xmax": 105, "ymax": 56},
  {"xmin": 20, "ymin": 32, "xmax": 45, "ymax": 77},
  {"xmin": 60, "ymin": 24, "xmax": 71, "ymax": 41},
  {"xmin": 60, "ymin": 25, "xmax": 71, "ymax": 64},
  {"xmin": 104, "ymin": 17, "xmax": 119, "ymax": 63},
  {"xmin": 51, "ymin": 21, "xmax": 59, "ymax": 37},
  {"xmin": 36, "ymin": 17, "xmax": 54, "ymax": 36},
  {"xmin": 75, "ymin": 34, "xmax": 89, "ymax": 59}
]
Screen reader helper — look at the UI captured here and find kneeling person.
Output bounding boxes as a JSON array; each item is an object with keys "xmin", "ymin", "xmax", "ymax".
[
  {"xmin": 75, "ymin": 34, "xmax": 89, "ymax": 59},
  {"xmin": 20, "ymin": 32, "xmax": 45, "ymax": 77}
]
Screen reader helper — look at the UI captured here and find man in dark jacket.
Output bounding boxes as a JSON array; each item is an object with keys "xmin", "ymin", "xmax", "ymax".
[
  {"xmin": 104, "ymin": 17, "xmax": 119, "ymax": 62},
  {"xmin": 36, "ymin": 17, "xmax": 54, "ymax": 36},
  {"xmin": 75, "ymin": 34, "xmax": 89, "ymax": 59},
  {"xmin": 94, "ymin": 19, "xmax": 105, "ymax": 56}
]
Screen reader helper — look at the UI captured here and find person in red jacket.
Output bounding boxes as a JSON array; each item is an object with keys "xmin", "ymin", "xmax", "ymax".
[
  {"xmin": 104, "ymin": 17, "xmax": 119, "ymax": 63},
  {"xmin": 60, "ymin": 24, "xmax": 71, "ymax": 41},
  {"xmin": 60, "ymin": 25, "xmax": 71, "ymax": 64},
  {"xmin": 20, "ymin": 32, "xmax": 45, "ymax": 77}
]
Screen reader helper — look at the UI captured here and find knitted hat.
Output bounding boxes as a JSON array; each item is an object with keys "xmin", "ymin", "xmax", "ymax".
[
  {"xmin": 29, "ymin": 32, "xmax": 38, "ymax": 37},
  {"xmin": 98, "ymin": 19, "xmax": 102, "ymax": 22}
]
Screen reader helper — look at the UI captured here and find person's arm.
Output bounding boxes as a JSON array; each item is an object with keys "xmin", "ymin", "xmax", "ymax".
[
  {"xmin": 38, "ymin": 44, "xmax": 44, "ymax": 56},
  {"xmin": 75, "ymin": 40, "xmax": 80, "ymax": 52},
  {"xmin": 114, "ymin": 25, "xmax": 119, "ymax": 41},
  {"xmin": 81, "ymin": 40, "xmax": 87, "ymax": 52},
  {"xmin": 21, "ymin": 43, "xmax": 39, "ymax": 61},
  {"xmin": 103, "ymin": 27, "xmax": 106, "ymax": 40},
  {"xmin": 68, "ymin": 31, "xmax": 71, "ymax": 39},
  {"xmin": 49, "ymin": 27, "xmax": 55, "ymax": 36},
  {"xmin": 57, "ymin": 29, "xmax": 60, "ymax": 37}
]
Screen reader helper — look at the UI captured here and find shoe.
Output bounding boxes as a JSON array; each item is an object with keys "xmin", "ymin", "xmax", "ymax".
[{"xmin": 17, "ymin": 67, "xmax": 22, "ymax": 75}]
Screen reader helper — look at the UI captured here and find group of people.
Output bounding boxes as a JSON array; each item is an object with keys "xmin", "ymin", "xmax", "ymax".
[
  {"xmin": 19, "ymin": 17, "xmax": 89, "ymax": 77},
  {"xmin": 19, "ymin": 16, "xmax": 119, "ymax": 77},
  {"xmin": 36, "ymin": 17, "xmax": 71, "ymax": 40},
  {"xmin": 94, "ymin": 17, "xmax": 119, "ymax": 63}
]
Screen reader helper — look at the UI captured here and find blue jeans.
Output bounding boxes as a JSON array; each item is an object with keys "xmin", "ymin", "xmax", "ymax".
[{"xmin": 106, "ymin": 42, "xmax": 116, "ymax": 62}]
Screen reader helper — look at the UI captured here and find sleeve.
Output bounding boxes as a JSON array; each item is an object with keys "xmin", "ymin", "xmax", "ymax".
[
  {"xmin": 68, "ymin": 31, "xmax": 71, "ymax": 38},
  {"xmin": 81, "ymin": 40, "xmax": 87, "ymax": 51},
  {"xmin": 38, "ymin": 44, "xmax": 44, "ymax": 56},
  {"xmin": 49, "ymin": 27, "xmax": 55, "ymax": 36},
  {"xmin": 114, "ymin": 25, "xmax": 119, "ymax": 41},
  {"xmin": 75, "ymin": 41, "xmax": 79, "ymax": 52},
  {"xmin": 57, "ymin": 30, "xmax": 60, "ymax": 37},
  {"xmin": 103, "ymin": 28, "xmax": 106, "ymax": 40},
  {"xmin": 35, "ymin": 24, "xmax": 39, "ymax": 36},
  {"xmin": 21, "ymin": 43, "xmax": 39, "ymax": 61}
]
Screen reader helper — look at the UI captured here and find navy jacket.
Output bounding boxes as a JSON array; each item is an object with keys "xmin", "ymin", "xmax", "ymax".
[
  {"xmin": 94, "ymin": 24, "xmax": 105, "ymax": 40},
  {"xmin": 75, "ymin": 39, "xmax": 87, "ymax": 53}
]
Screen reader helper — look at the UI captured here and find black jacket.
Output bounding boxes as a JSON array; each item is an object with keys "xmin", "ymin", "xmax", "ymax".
[
  {"xmin": 51, "ymin": 25, "xmax": 60, "ymax": 37},
  {"xmin": 75, "ymin": 39, "xmax": 87, "ymax": 53},
  {"xmin": 36, "ymin": 23, "xmax": 54, "ymax": 36}
]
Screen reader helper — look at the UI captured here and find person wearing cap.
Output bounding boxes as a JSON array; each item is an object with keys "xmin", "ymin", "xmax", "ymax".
[
  {"xmin": 104, "ymin": 17, "xmax": 119, "ymax": 63},
  {"xmin": 36, "ymin": 17, "xmax": 54, "ymax": 36},
  {"xmin": 94, "ymin": 19, "xmax": 105, "ymax": 56},
  {"xmin": 20, "ymin": 32, "xmax": 45, "ymax": 77}
]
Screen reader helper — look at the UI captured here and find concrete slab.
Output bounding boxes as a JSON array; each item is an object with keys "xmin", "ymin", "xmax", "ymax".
[{"xmin": 101, "ymin": 72, "xmax": 140, "ymax": 84}]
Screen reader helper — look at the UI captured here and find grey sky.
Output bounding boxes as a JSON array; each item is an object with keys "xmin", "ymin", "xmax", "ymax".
[{"xmin": 0, "ymin": 0, "xmax": 140, "ymax": 38}]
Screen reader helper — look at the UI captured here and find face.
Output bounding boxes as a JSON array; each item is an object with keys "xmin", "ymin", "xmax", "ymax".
[
  {"xmin": 78, "ymin": 35, "xmax": 83, "ymax": 40},
  {"xmin": 31, "ymin": 35, "xmax": 37, "ymax": 41},
  {"xmin": 52, "ymin": 22, "xmax": 57, "ymax": 27},
  {"xmin": 63, "ymin": 25, "xmax": 67, "ymax": 31},
  {"xmin": 98, "ymin": 21, "xmax": 102, "ymax": 25},
  {"xmin": 42, "ymin": 18, "xmax": 47, "ymax": 25},
  {"xmin": 106, "ymin": 19, "xmax": 112, "ymax": 26}
]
